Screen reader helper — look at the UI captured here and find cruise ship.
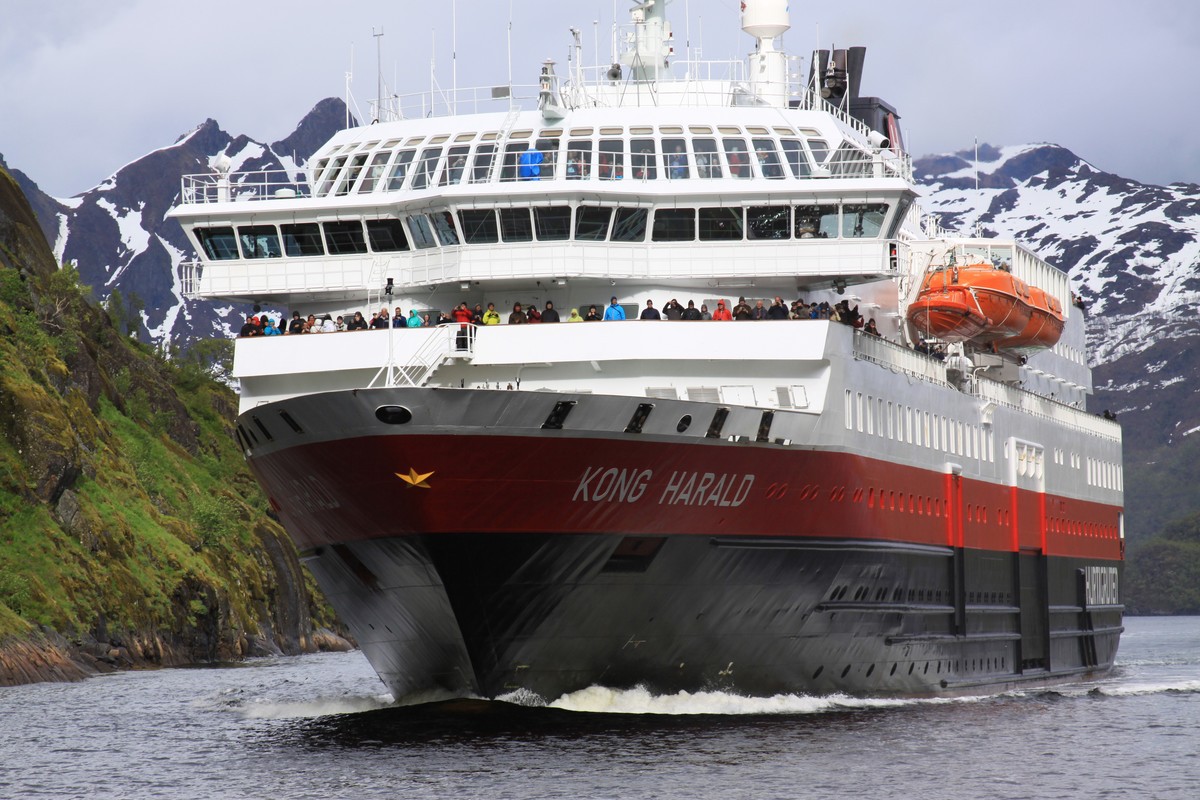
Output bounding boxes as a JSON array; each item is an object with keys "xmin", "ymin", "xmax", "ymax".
[{"xmin": 171, "ymin": 0, "xmax": 1124, "ymax": 701}]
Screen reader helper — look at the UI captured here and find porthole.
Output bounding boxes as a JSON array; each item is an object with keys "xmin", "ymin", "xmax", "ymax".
[
  {"xmin": 677, "ymin": 414, "xmax": 693, "ymax": 433},
  {"xmin": 375, "ymin": 405, "xmax": 413, "ymax": 425}
]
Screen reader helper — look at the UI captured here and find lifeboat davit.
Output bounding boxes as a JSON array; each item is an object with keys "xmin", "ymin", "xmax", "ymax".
[{"xmin": 906, "ymin": 263, "xmax": 1064, "ymax": 351}]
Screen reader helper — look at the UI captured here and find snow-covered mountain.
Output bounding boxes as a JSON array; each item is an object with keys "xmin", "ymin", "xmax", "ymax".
[{"xmin": 4, "ymin": 116, "xmax": 1196, "ymax": 538}]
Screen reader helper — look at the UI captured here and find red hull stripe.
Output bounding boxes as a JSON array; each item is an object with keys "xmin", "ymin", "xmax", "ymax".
[{"xmin": 253, "ymin": 433, "xmax": 1123, "ymax": 562}]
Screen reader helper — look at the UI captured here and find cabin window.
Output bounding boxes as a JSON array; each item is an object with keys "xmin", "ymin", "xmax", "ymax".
[
  {"xmin": 780, "ymin": 140, "xmax": 812, "ymax": 177},
  {"xmin": 310, "ymin": 158, "xmax": 330, "ymax": 190},
  {"xmin": 500, "ymin": 143, "xmax": 527, "ymax": 182},
  {"xmin": 598, "ymin": 139, "xmax": 625, "ymax": 180},
  {"xmin": 440, "ymin": 146, "xmax": 471, "ymax": 186},
  {"xmin": 534, "ymin": 207, "xmax": 572, "ymax": 241},
  {"xmin": 662, "ymin": 138, "xmax": 689, "ymax": 180},
  {"xmin": 698, "ymin": 208, "xmax": 743, "ymax": 241},
  {"xmin": 575, "ymin": 206, "xmax": 613, "ymax": 241},
  {"xmin": 723, "ymin": 138, "xmax": 751, "ymax": 178},
  {"xmin": 470, "ymin": 144, "xmax": 496, "ymax": 183},
  {"xmin": 458, "ymin": 210, "xmax": 499, "ymax": 244},
  {"xmin": 357, "ymin": 151, "xmax": 393, "ymax": 193},
  {"xmin": 238, "ymin": 225, "xmax": 281, "ymax": 259},
  {"xmin": 430, "ymin": 211, "xmax": 460, "ymax": 245},
  {"xmin": 406, "ymin": 215, "xmax": 437, "ymax": 249},
  {"xmin": 323, "ymin": 221, "xmax": 367, "ymax": 255},
  {"xmin": 630, "ymin": 139, "xmax": 658, "ymax": 180},
  {"xmin": 499, "ymin": 208, "xmax": 533, "ymax": 242},
  {"xmin": 807, "ymin": 138, "xmax": 830, "ymax": 164},
  {"xmin": 611, "ymin": 208, "xmax": 648, "ymax": 242},
  {"xmin": 365, "ymin": 219, "xmax": 410, "ymax": 252},
  {"xmin": 652, "ymin": 208, "xmax": 695, "ymax": 242},
  {"xmin": 536, "ymin": 138, "xmax": 560, "ymax": 179},
  {"xmin": 410, "ymin": 147, "xmax": 442, "ymax": 190},
  {"xmin": 566, "ymin": 140, "xmax": 593, "ymax": 179},
  {"xmin": 752, "ymin": 139, "xmax": 785, "ymax": 179},
  {"xmin": 887, "ymin": 195, "xmax": 912, "ymax": 238},
  {"xmin": 195, "ymin": 227, "xmax": 238, "ymax": 260},
  {"xmin": 693, "ymin": 138, "xmax": 723, "ymax": 179},
  {"xmin": 842, "ymin": 203, "xmax": 889, "ymax": 238},
  {"xmin": 385, "ymin": 150, "xmax": 416, "ymax": 191},
  {"xmin": 281, "ymin": 223, "xmax": 324, "ymax": 256},
  {"xmin": 336, "ymin": 153, "xmax": 368, "ymax": 195},
  {"xmin": 316, "ymin": 155, "xmax": 347, "ymax": 196},
  {"xmin": 747, "ymin": 207, "xmax": 791, "ymax": 240},
  {"xmin": 795, "ymin": 205, "xmax": 839, "ymax": 239}
]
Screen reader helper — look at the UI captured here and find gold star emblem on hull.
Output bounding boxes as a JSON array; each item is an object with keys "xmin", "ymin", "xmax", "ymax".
[{"xmin": 396, "ymin": 468, "xmax": 435, "ymax": 489}]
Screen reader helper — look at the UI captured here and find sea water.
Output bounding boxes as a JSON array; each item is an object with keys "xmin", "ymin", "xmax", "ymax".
[{"xmin": 0, "ymin": 616, "xmax": 1196, "ymax": 799}]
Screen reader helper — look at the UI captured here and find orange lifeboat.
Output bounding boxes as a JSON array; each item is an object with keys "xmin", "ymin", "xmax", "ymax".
[{"xmin": 906, "ymin": 263, "xmax": 1063, "ymax": 352}]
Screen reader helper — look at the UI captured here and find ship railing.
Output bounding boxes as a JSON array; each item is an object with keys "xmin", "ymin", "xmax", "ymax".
[
  {"xmin": 969, "ymin": 377, "xmax": 1122, "ymax": 442},
  {"xmin": 180, "ymin": 170, "xmax": 309, "ymax": 205},
  {"xmin": 369, "ymin": 323, "xmax": 475, "ymax": 389},
  {"xmin": 371, "ymin": 84, "xmax": 543, "ymax": 121},
  {"xmin": 178, "ymin": 259, "xmax": 371, "ymax": 300},
  {"xmin": 852, "ymin": 330, "xmax": 952, "ymax": 388}
]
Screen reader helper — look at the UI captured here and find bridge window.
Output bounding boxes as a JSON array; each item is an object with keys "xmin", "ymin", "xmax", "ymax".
[
  {"xmin": 698, "ymin": 208, "xmax": 743, "ymax": 241},
  {"xmin": 238, "ymin": 225, "xmax": 281, "ymax": 259},
  {"xmin": 281, "ymin": 223, "xmax": 324, "ymax": 256},
  {"xmin": 385, "ymin": 150, "xmax": 416, "ymax": 191},
  {"xmin": 780, "ymin": 140, "xmax": 812, "ymax": 177},
  {"xmin": 747, "ymin": 206, "xmax": 790, "ymax": 240},
  {"xmin": 439, "ymin": 146, "xmax": 470, "ymax": 186},
  {"xmin": 410, "ymin": 147, "xmax": 443, "ymax": 190},
  {"xmin": 499, "ymin": 208, "xmax": 533, "ymax": 242},
  {"xmin": 752, "ymin": 139, "xmax": 785, "ymax": 179},
  {"xmin": 630, "ymin": 139, "xmax": 658, "ymax": 180},
  {"xmin": 693, "ymin": 138, "xmax": 723, "ymax": 179},
  {"xmin": 500, "ymin": 143, "xmax": 527, "ymax": 182},
  {"xmin": 534, "ymin": 207, "xmax": 572, "ymax": 241},
  {"xmin": 470, "ymin": 144, "xmax": 496, "ymax": 183},
  {"xmin": 335, "ymin": 153, "xmax": 368, "ymax": 195},
  {"xmin": 365, "ymin": 219, "xmax": 410, "ymax": 252},
  {"xmin": 458, "ymin": 210, "xmax": 498, "ymax": 244},
  {"xmin": 723, "ymin": 138, "xmax": 751, "ymax": 178},
  {"xmin": 843, "ymin": 203, "xmax": 889, "ymax": 238},
  {"xmin": 536, "ymin": 137, "xmax": 560, "ymax": 179},
  {"xmin": 795, "ymin": 204, "xmax": 839, "ymax": 239},
  {"xmin": 575, "ymin": 206, "xmax": 613, "ymax": 241},
  {"xmin": 315, "ymin": 155, "xmax": 346, "ymax": 196},
  {"xmin": 195, "ymin": 227, "xmax": 238, "ymax": 260},
  {"xmin": 598, "ymin": 139, "xmax": 625, "ymax": 180},
  {"xmin": 652, "ymin": 208, "xmax": 695, "ymax": 242},
  {"xmin": 611, "ymin": 208, "xmax": 648, "ymax": 242},
  {"xmin": 566, "ymin": 140, "xmax": 592, "ymax": 179},
  {"xmin": 663, "ymin": 138, "xmax": 689, "ymax": 180},
  {"xmin": 807, "ymin": 138, "xmax": 830, "ymax": 164},
  {"xmin": 430, "ymin": 211, "xmax": 460, "ymax": 246},
  {"xmin": 406, "ymin": 215, "xmax": 437, "ymax": 249},
  {"xmin": 323, "ymin": 221, "xmax": 367, "ymax": 255},
  {"xmin": 357, "ymin": 151, "xmax": 393, "ymax": 194}
]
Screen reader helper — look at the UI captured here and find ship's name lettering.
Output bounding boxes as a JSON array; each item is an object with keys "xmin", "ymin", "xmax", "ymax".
[
  {"xmin": 658, "ymin": 470, "xmax": 754, "ymax": 508},
  {"xmin": 573, "ymin": 466, "xmax": 653, "ymax": 503}
]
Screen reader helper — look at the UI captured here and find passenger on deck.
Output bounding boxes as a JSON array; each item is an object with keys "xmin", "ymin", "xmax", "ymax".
[
  {"xmin": 526, "ymin": 306, "xmax": 542, "ymax": 323},
  {"xmin": 700, "ymin": 303, "xmax": 712, "ymax": 321},
  {"xmin": 732, "ymin": 297, "xmax": 753, "ymax": 320},
  {"xmin": 663, "ymin": 299, "xmax": 684, "ymax": 320},
  {"xmin": 392, "ymin": 307, "xmax": 405, "ymax": 328},
  {"xmin": 472, "ymin": 303, "xmax": 485, "ymax": 324},
  {"xmin": 370, "ymin": 309, "xmax": 390, "ymax": 330},
  {"xmin": 542, "ymin": 301, "xmax": 560, "ymax": 323},
  {"xmin": 767, "ymin": 296, "xmax": 790, "ymax": 320},
  {"xmin": 712, "ymin": 301, "xmax": 733, "ymax": 321},
  {"xmin": 864, "ymin": 317, "xmax": 880, "ymax": 336},
  {"xmin": 567, "ymin": 308, "xmax": 583, "ymax": 322},
  {"xmin": 320, "ymin": 314, "xmax": 336, "ymax": 333},
  {"xmin": 752, "ymin": 299, "xmax": 768, "ymax": 320},
  {"xmin": 287, "ymin": 311, "xmax": 306, "ymax": 334},
  {"xmin": 262, "ymin": 317, "xmax": 281, "ymax": 336},
  {"xmin": 347, "ymin": 311, "xmax": 369, "ymax": 331},
  {"xmin": 239, "ymin": 315, "xmax": 262, "ymax": 337},
  {"xmin": 335, "ymin": 316, "xmax": 346, "ymax": 332},
  {"xmin": 509, "ymin": 302, "xmax": 528, "ymax": 324},
  {"xmin": 584, "ymin": 305, "xmax": 602, "ymax": 322},
  {"xmin": 407, "ymin": 309, "xmax": 423, "ymax": 327},
  {"xmin": 640, "ymin": 300, "xmax": 662, "ymax": 320},
  {"xmin": 482, "ymin": 303, "xmax": 501, "ymax": 325},
  {"xmin": 306, "ymin": 314, "xmax": 320, "ymax": 332},
  {"xmin": 603, "ymin": 297, "xmax": 626, "ymax": 321},
  {"xmin": 682, "ymin": 300, "xmax": 702, "ymax": 321}
]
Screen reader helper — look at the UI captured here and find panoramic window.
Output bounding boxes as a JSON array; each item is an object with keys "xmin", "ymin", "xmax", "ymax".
[
  {"xmin": 195, "ymin": 227, "xmax": 239, "ymax": 260},
  {"xmin": 500, "ymin": 143, "xmax": 528, "ymax": 182},
  {"xmin": 807, "ymin": 138, "xmax": 830, "ymax": 165},
  {"xmin": 534, "ymin": 207, "xmax": 572, "ymax": 240},
  {"xmin": 598, "ymin": 139, "xmax": 625, "ymax": 181},
  {"xmin": 780, "ymin": 140, "xmax": 812, "ymax": 177},
  {"xmin": 336, "ymin": 153, "xmax": 369, "ymax": 195},
  {"xmin": 795, "ymin": 205, "xmax": 839, "ymax": 238},
  {"xmin": 747, "ymin": 206, "xmax": 791, "ymax": 240},
  {"xmin": 652, "ymin": 208, "xmax": 696, "ymax": 242},
  {"xmin": 458, "ymin": 209, "xmax": 499, "ymax": 244},
  {"xmin": 842, "ymin": 203, "xmax": 889, "ymax": 238},
  {"xmin": 237, "ymin": 225, "xmax": 281, "ymax": 259},
  {"xmin": 316, "ymin": 155, "xmax": 347, "ymax": 196},
  {"xmin": 499, "ymin": 208, "xmax": 533, "ymax": 242},
  {"xmin": 430, "ymin": 211, "xmax": 460, "ymax": 246},
  {"xmin": 752, "ymin": 139, "xmax": 785, "ymax": 179},
  {"xmin": 698, "ymin": 208, "xmax": 743, "ymax": 241},
  {"xmin": 575, "ymin": 206, "xmax": 613, "ymax": 241},
  {"xmin": 663, "ymin": 138, "xmax": 689, "ymax": 180},
  {"xmin": 440, "ymin": 146, "xmax": 471, "ymax": 186},
  {"xmin": 281, "ymin": 223, "xmax": 324, "ymax": 256},
  {"xmin": 357, "ymin": 151, "xmax": 393, "ymax": 194},
  {"xmin": 723, "ymin": 138, "xmax": 751, "ymax": 178},
  {"xmin": 470, "ymin": 144, "xmax": 496, "ymax": 183},
  {"xmin": 611, "ymin": 208, "xmax": 648, "ymax": 242},
  {"xmin": 535, "ymin": 138, "xmax": 560, "ymax": 180},
  {"xmin": 385, "ymin": 150, "xmax": 416, "ymax": 191},
  {"xmin": 630, "ymin": 139, "xmax": 658, "ymax": 180},
  {"xmin": 365, "ymin": 219, "xmax": 410, "ymax": 252},
  {"xmin": 566, "ymin": 139, "xmax": 593, "ymax": 180},
  {"xmin": 406, "ymin": 215, "xmax": 437, "ymax": 249},
  {"xmin": 323, "ymin": 221, "xmax": 367, "ymax": 255},
  {"xmin": 693, "ymin": 138, "xmax": 723, "ymax": 179},
  {"xmin": 410, "ymin": 148, "xmax": 443, "ymax": 190}
]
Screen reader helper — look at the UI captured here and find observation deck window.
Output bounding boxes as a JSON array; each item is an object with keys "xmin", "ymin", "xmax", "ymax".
[
  {"xmin": 411, "ymin": 147, "xmax": 443, "ymax": 190},
  {"xmin": 598, "ymin": 140, "xmax": 625, "ymax": 181},
  {"xmin": 698, "ymin": 208, "xmax": 743, "ymax": 241},
  {"xmin": 808, "ymin": 139, "xmax": 830, "ymax": 164},
  {"xmin": 365, "ymin": 219, "xmax": 410, "ymax": 252},
  {"xmin": 663, "ymin": 138, "xmax": 689, "ymax": 180},
  {"xmin": 323, "ymin": 221, "xmax": 367, "ymax": 255},
  {"xmin": 842, "ymin": 203, "xmax": 889, "ymax": 238},
  {"xmin": 282, "ymin": 223, "xmax": 324, "ymax": 256},
  {"xmin": 534, "ymin": 207, "xmax": 572, "ymax": 241},
  {"xmin": 566, "ymin": 140, "xmax": 592, "ymax": 179},
  {"xmin": 459, "ymin": 210, "xmax": 499, "ymax": 244},
  {"xmin": 752, "ymin": 139, "xmax": 785, "ymax": 179},
  {"xmin": 780, "ymin": 140, "xmax": 812, "ymax": 177},
  {"xmin": 407, "ymin": 215, "xmax": 437, "ymax": 249},
  {"xmin": 631, "ymin": 139, "xmax": 658, "ymax": 180},
  {"xmin": 238, "ymin": 225, "xmax": 281, "ymax": 259},
  {"xmin": 440, "ymin": 146, "xmax": 470, "ymax": 186},
  {"xmin": 611, "ymin": 208, "xmax": 648, "ymax": 242},
  {"xmin": 385, "ymin": 150, "xmax": 416, "ymax": 191},
  {"xmin": 886, "ymin": 196, "xmax": 913, "ymax": 238},
  {"xmin": 829, "ymin": 143, "xmax": 873, "ymax": 178},
  {"xmin": 470, "ymin": 144, "xmax": 496, "ymax": 183},
  {"xmin": 430, "ymin": 211, "xmax": 460, "ymax": 246},
  {"xmin": 795, "ymin": 205, "xmax": 839, "ymax": 239},
  {"xmin": 747, "ymin": 206, "xmax": 791, "ymax": 240},
  {"xmin": 316, "ymin": 155, "xmax": 347, "ymax": 196},
  {"xmin": 575, "ymin": 206, "xmax": 613, "ymax": 241},
  {"xmin": 652, "ymin": 208, "xmax": 696, "ymax": 242},
  {"xmin": 500, "ymin": 143, "xmax": 526, "ymax": 182},
  {"xmin": 195, "ymin": 227, "xmax": 238, "ymax": 261},
  {"xmin": 357, "ymin": 150, "xmax": 393, "ymax": 194},
  {"xmin": 336, "ymin": 153, "xmax": 368, "ymax": 195},
  {"xmin": 535, "ymin": 138, "xmax": 560, "ymax": 179},
  {"xmin": 693, "ymin": 139, "xmax": 723, "ymax": 179},
  {"xmin": 499, "ymin": 208, "xmax": 533, "ymax": 242},
  {"xmin": 723, "ymin": 138, "xmax": 751, "ymax": 178}
]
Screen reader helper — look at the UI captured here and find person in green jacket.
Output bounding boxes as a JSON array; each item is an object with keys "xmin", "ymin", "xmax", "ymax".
[{"xmin": 482, "ymin": 302, "xmax": 501, "ymax": 325}]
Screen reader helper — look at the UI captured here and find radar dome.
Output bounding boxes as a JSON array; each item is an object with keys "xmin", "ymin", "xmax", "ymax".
[{"xmin": 741, "ymin": 0, "xmax": 790, "ymax": 40}]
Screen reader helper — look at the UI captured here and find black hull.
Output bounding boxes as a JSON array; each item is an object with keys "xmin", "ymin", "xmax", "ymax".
[{"xmin": 303, "ymin": 533, "xmax": 1122, "ymax": 701}]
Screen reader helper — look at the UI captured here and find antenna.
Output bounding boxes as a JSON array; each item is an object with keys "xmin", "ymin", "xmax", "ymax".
[
  {"xmin": 345, "ymin": 44, "xmax": 354, "ymax": 129},
  {"xmin": 507, "ymin": 0, "xmax": 514, "ymax": 93},
  {"xmin": 975, "ymin": 136, "xmax": 979, "ymax": 193},
  {"xmin": 373, "ymin": 27, "xmax": 384, "ymax": 122},
  {"xmin": 452, "ymin": 0, "xmax": 458, "ymax": 114}
]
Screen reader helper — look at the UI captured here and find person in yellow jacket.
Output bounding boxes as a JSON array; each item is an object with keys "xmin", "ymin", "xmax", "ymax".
[
  {"xmin": 482, "ymin": 302, "xmax": 501, "ymax": 325},
  {"xmin": 566, "ymin": 308, "xmax": 583, "ymax": 322}
]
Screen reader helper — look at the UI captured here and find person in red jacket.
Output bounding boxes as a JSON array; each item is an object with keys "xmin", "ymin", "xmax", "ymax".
[
  {"xmin": 452, "ymin": 302, "xmax": 474, "ymax": 349},
  {"xmin": 711, "ymin": 300, "xmax": 733, "ymax": 321}
]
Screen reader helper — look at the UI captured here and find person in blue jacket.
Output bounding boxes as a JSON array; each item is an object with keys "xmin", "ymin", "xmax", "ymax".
[
  {"xmin": 603, "ymin": 296, "xmax": 626, "ymax": 321},
  {"xmin": 518, "ymin": 145, "xmax": 543, "ymax": 180}
]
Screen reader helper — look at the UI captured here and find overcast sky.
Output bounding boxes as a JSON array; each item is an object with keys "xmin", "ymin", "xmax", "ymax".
[{"xmin": 2, "ymin": 0, "xmax": 1198, "ymax": 197}]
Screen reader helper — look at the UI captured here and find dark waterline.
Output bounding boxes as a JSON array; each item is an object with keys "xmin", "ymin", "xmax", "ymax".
[{"xmin": 1, "ymin": 617, "xmax": 1197, "ymax": 799}]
